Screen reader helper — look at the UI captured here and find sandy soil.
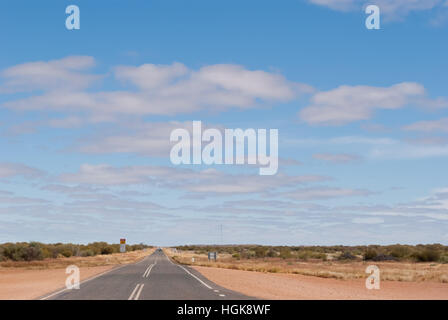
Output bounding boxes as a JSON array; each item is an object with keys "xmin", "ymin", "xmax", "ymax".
[
  {"xmin": 0, "ymin": 265, "xmax": 114, "ymax": 300},
  {"xmin": 193, "ymin": 266, "xmax": 448, "ymax": 300}
]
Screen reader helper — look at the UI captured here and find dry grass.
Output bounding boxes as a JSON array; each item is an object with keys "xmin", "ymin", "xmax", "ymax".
[
  {"xmin": 166, "ymin": 249, "xmax": 448, "ymax": 283},
  {"xmin": 0, "ymin": 248, "xmax": 154, "ymax": 270}
]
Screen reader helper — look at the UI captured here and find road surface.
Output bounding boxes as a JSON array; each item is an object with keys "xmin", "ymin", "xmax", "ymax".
[{"xmin": 41, "ymin": 250, "xmax": 254, "ymax": 300}]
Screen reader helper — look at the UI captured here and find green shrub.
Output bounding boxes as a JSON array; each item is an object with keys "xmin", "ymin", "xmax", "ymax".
[
  {"xmin": 255, "ymin": 247, "xmax": 268, "ymax": 258},
  {"xmin": 80, "ymin": 249, "xmax": 95, "ymax": 257},
  {"xmin": 312, "ymin": 252, "xmax": 327, "ymax": 260},
  {"xmin": 413, "ymin": 249, "xmax": 441, "ymax": 262},
  {"xmin": 297, "ymin": 251, "xmax": 310, "ymax": 260},
  {"xmin": 60, "ymin": 250, "xmax": 73, "ymax": 258},
  {"xmin": 23, "ymin": 243, "xmax": 44, "ymax": 261},
  {"xmin": 101, "ymin": 246, "xmax": 115, "ymax": 255},
  {"xmin": 390, "ymin": 245, "xmax": 410, "ymax": 259},
  {"xmin": 266, "ymin": 249, "xmax": 277, "ymax": 257},
  {"xmin": 363, "ymin": 249, "xmax": 378, "ymax": 260},
  {"xmin": 0, "ymin": 242, "xmax": 150, "ymax": 262},
  {"xmin": 279, "ymin": 248, "xmax": 292, "ymax": 259},
  {"xmin": 338, "ymin": 251, "xmax": 357, "ymax": 260}
]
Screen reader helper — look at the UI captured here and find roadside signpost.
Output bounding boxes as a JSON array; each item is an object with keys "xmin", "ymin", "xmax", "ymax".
[
  {"xmin": 208, "ymin": 252, "xmax": 217, "ymax": 261},
  {"xmin": 120, "ymin": 238, "xmax": 126, "ymax": 253}
]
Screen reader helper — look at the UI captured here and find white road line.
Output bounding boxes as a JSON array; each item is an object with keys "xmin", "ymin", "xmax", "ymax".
[
  {"xmin": 128, "ymin": 284, "xmax": 140, "ymax": 300},
  {"xmin": 134, "ymin": 284, "xmax": 145, "ymax": 300},
  {"xmin": 143, "ymin": 264, "xmax": 155, "ymax": 278},
  {"xmin": 219, "ymin": 294, "xmax": 226, "ymax": 297},
  {"xmin": 40, "ymin": 251, "xmax": 156, "ymax": 300},
  {"xmin": 142, "ymin": 265, "xmax": 151, "ymax": 277},
  {"xmin": 143, "ymin": 266, "xmax": 149, "ymax": 277},
  {"xmin": 128, "ymin": 283, "xmax": 145, "ymax": 300},
  {"xmin": 39, "ymin": 263, "xmax": 129, "ymax": 300},
  {"xmin": 162, "ymin": 251, "xmax": 213, "ymax": 289},
  {"xmin": 214, "ymin": 290, "xmax": 219, "ymax": 292},
  {"xmin": 177, "ymin": 265, "xmax": 213, "ymax": 289},
  {"xmin": 165, "ymin": 254, "xmax": 176, "ymax": 265}
]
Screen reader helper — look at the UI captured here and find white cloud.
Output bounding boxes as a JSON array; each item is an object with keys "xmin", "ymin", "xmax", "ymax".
[
  {"xmin": 308, "ymin": 0, "xmax": 445, "ymax": 20},
  {"xmin": 115, "ymin": 62, "xmax": 189, "ymax": 89},
  {"xmin": 287, "ymin": 135, "xmax": 397, "ymax": 146},
  {"xmin": 289, "ymin": 134, "xmax": 448, "ymax": 160},
  {"xmin": 308, "ymin": 0, "xmax": 359, "ymax": 11},
  {"xmin": 313, "ymin": 153, "xmax": 361, "ymax": 163},
  {"xmin": 299, "ymin": 82, "xmax": 425, "ymax": 125},
  {"xmin": 0, "ymin": 163, "xmax": 43, "ymax": 179},
  {"xmin": 76, "ymin": 122, "xmax": 304, "ymax": 170},
  {"xmin": 370, "ymin": 143, "xmax": 448, "ymax": 159},
  {"xmin": 282, "ymin": 187, "xmax": 372, "ymax": 200},
  {"xmin": 77, "ymin": 121, "xmax": 190, "ymax": 157},
  {"xmin": 41, "ymin": 184, "xmax": 103, "ymax": 194},
  {"xmin": 352, "ymin": 217, "xmax": 384, "ymax": 224},
  {"xmin": 2, "ymin": 58, "xmax": 312, "ymax": 117},
  {"xmin": 0, "ymin": 56, "xmax": 99, "ymax": 93},
  {"xmin": 59, "ymin": 164, "xmax": 329, "ymax": 194},
  {"xmin": 403, "ymin": 118, "xmax": 448, "ymax": 133},
  {"xmin": 406, "ymin": 137, "xmax": 448, "ymax": 146}
]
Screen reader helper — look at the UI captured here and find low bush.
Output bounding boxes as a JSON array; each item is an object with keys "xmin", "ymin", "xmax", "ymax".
[
  {"xmin": 232, "ymin": 253, "xmax": 241, "ymax": 260},
  {"xmin": 338, "ymin": 252, "xmax": 357, "ymax": 261},
  {"xmin": 279, "ymin": 248, "xmax": 292, "ymax": 259},
  {"xmin": 363, "ymin": 249, "xmax": 378, "ymax": 261},
  {"xmin": 0, "ymin": 241, "xmax": 151, "ymax": 262},
  {"xmin": 172, "ymin": 244, "xmax": 448, "ymax": 263},
  {"xmin": 412, "ymin": 249, "xmax": 441, "ymax": 262}
]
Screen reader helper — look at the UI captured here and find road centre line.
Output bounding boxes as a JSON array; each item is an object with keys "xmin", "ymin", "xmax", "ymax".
[
  {"xmin": 39, "ymin": 263, "xmax": 130, "ymax": 300},
  {"xmin": 143, "ymin": 264, "xmax": 154, "ymax": 278},
  {"xmin": 134, "ymin": 284, "xmax": 145, "ymax": 300},
  {"xmin": 128, "ymin": 283, "xmax": 144, "ymax": 300}
]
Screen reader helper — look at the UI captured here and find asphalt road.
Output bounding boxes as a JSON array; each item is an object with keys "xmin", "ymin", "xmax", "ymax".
[{"xmin": 42, "ymin": 250, "xmax": 254, "ymax": 300}]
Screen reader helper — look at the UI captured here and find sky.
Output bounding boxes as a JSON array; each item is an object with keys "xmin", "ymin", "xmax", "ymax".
[{"xmin": 0, "ymin": 0, "xmax": 448, "ymax": 246}]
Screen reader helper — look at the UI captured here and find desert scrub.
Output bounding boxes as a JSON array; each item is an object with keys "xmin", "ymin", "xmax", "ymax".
[{"xmin": 0, "ymin": 242, "xmax": 152, "ymax": 262}]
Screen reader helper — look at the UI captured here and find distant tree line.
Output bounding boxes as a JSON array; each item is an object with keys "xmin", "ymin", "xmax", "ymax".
[
  {"xmin": 0, "ymin": 242, "xmax": 152, "ymax": 262},
  {"xmin": 174, "ymin": 244, "xmax": 448, "ymax": 263}
]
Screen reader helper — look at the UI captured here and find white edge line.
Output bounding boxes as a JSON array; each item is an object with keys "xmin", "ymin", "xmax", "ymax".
[
  {"xmin": 40, "ymin": 253, "xmax": 153, "ymax": 300},
  {"xmin": 134, "ymin": 283, "xmax": 144, "ymax": 300},
  {"xmin": 39, "ymin": 263, "xmax": 129, "ymax": 300},
  {"xmin": 128, "ymin": 284, "xmax": 141, "ymax": 300},
  {"xmin": 177, "ymin": 265, "xmax": 212, "ymax": 289},
  {"xmin": 163, "ymin": 251, "xmax": 212, "ymax": 289}
]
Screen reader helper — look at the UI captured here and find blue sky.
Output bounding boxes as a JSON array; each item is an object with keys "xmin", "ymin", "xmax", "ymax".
[{"xmin": 1, "ymin": 0, "xmax": 448, "ymax": 245}]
